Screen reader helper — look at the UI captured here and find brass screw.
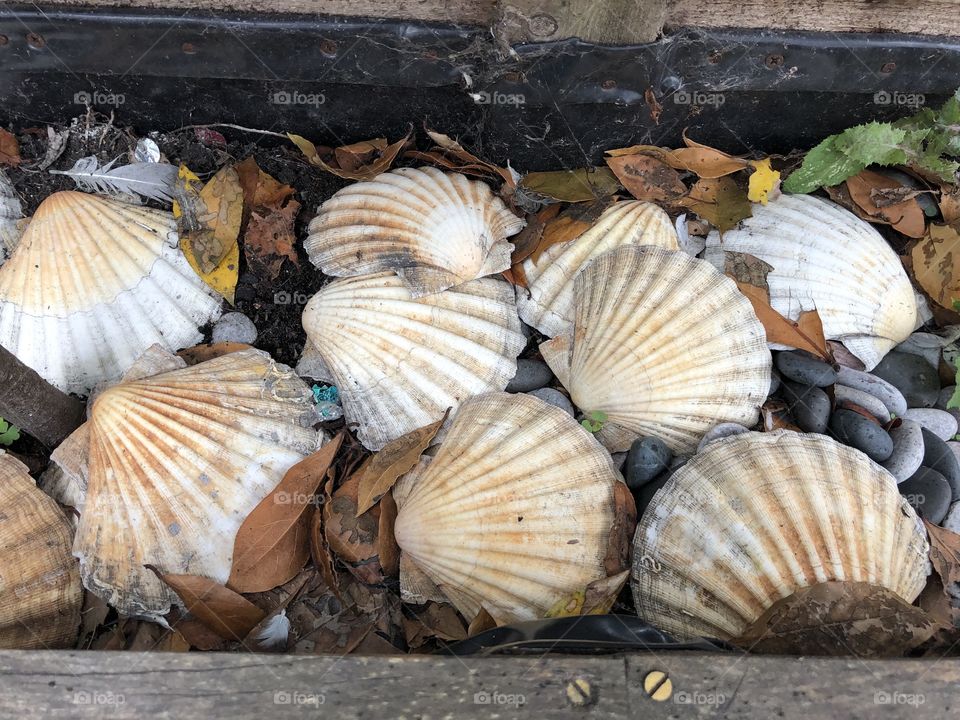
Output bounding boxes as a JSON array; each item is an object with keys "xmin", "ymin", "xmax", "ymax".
[
  {"xmin": 764, "ymin": 53, "xmax": 784, "ymax": 69},
  {"xmin": 319, "ymin": 38, "xmax": 338, "ymax": 56},
  {"xmin": 643, "ymin": 670, "xmax": 673, "ymax": 702},
  {"xmin": 880, "ymin": 62, "xmax": 897, "ymax": 74},
  {"xmin": 25, "ymin": 32, "xmax": 45, "ymax": 50},
  {"xmin": 566, "ymin": 678, "xmax": 594, "ymax": 707}
]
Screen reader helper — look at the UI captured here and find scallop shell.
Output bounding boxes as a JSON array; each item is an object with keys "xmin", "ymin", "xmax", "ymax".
[
  {"xmin": 393, "ymin": 392, "xmax": 620, "ymax": 624},
  {"xmin": 706, "ymin": 193, "xmax": 917, "ymax": 370},
  {"xmin": 0, "ymin": 191, "xmax": 223, "ymax": 395},
  {"xmin": 0, "ymin": 452, "xmax": 83, "ymax": 649},
  {"xmin": 300, "ymin": 272, "xmax": 525, "ymax": 451},
  {"xmin": 518, "ymin": 200, "xmax": 678, "ymax": 337},
  {"xmin": 305, "ymin": 167, "xmax": 524, "ymax": 297},
  {"xmin": 0, "ymin": 170, "xmax": 22, "ymax": 267},
  {"xmin": 540, "ymin": 245, "xmax": 771, "ymax": 454},
  {"xmin": 632, "ymin": 430, "xmax": 930, "ymax": 640},
  {"xmin": 74, "ymin": 348, "xmax": 324, "ymax": 618}
]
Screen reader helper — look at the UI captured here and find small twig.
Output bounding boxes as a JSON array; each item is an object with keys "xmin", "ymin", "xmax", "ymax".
[{"xmin": 172, "ymin": 123, "xmax": 290, "ymax": 139}]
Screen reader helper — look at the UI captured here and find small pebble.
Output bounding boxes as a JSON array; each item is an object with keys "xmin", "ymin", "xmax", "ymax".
[
  {"xmin": 634, "ymin": 470, "xmax": 672, "ymax": 517},
  {"xmin": 625, "ymin": 437, "xmax": 673, "ymax": 491},
  {"xmin": 835, "ymin": 367, "xmax": 907, "ymax": 415},
  {"xmin": 948, "ymin": 442, "xmax": 960, "ymax": 465},
  {"xmin": 922, "ymin": 427, "xmax": 960, "ymax": 502},
  {"xmin": 528, "ymin": 388, "xmax": 574, "ymax": 416},
  {"xmin": 895, "ymin": 332, "xmax": 942, "ymax": 370},
  {"xmin": 902, "ymin": 408, "xmax": 958, "ymax": 441},
  {"xmin": 775, "ymin": 351, "xmax": 837, "ymax": 387},
  {"xmin": 697, "ymin": 423, "xmax": 750, "ymax": 452},
  {"xmin": 828, "ymin": 341, "xmax": 866, "ymax": 371},
  {"xmin": 829, "ymin": 409, "xmax": 893, "ymax": 462},
  {"xmin": 506, "ymin": 358, "xmax": 553, "ymax": 393},
  {"xmin": 881, "ymin": 420, "xmax": 925, "ymax": 482},
  {"xmin": 833, "ymin": 385, "xmax": 890, "ymax": 423},
  {"xmin": 870, "ymin": 351, "xmax": 940, "ymax": 408},
  {"xmin": 211, "ymin": 312, "xmax": 257, "ymax": 344},
  {"xmin": 781, "ymin": 381, "xmax": 831, "ymax": 434},
  {"xmin": 899, "ymin": 467, "xmax": 952, "ymax": 525},
  {"xmin": 944, "ymin": 501, "xmax": 960, "ymax": 535}
]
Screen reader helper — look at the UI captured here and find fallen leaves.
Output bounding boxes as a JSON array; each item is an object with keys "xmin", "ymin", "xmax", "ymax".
[
  {"xmin": 678, "ymin": 176, "xmax": 751, "ymax": 232},
  {"xmin": 734, "ymin": 281, "xmax": 831, "ymax": 361},
  {"xmin": 518, "ymin": 167, "xmax": 620, "ymax": 202},
  {"xmin": 236, "ymin": 156, "xmax": 300, "ymax": 280},
  {"xmin": 910, "ymin": 222, "xmax": 960, "ymax": 311},
  {"xmin": 0, "ymin": 129, "xmax": 21, "ymax": 167},
  {"xmin": 152, "ymin": 571, "xmax": 266, "ymax": 640},
  {"xmin": 605, "ymin": 154, "xmax": 686, "ymax": 203},
  {"xmin": 545, "ymin": 570, "xmax": 630, "ymax": 618},
  {"xmin": 922, "ymin": 520, "xmax": 960, "ymax": 635},
  {"xmin": 733, "ymin": 581, "xmax": 937, "ymax": 657},
  {"xmin": 607, "ymin": 134, "xmax": 750, "ymax": 178},
  {"xmin": 747, "ymin": 158, "xmax": 780, "ymax": 205},
  {"xmin": 845, "ymin": 169, "xmax": 926, "ymax": 238},
  {"xmin": 406, "ymin": 129, "xmax": 516, "ymax": 191},
  {"xmin": 324, "ymin": 472, "xmax": 388, "ymax": 585},
  {"xmin": 288, "ymin": 132, "xmax": 410, "ymax": 180}
]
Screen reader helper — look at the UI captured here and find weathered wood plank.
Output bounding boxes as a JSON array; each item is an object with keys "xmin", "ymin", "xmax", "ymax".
[{"xmin": 496, "ymin": 0, "xmax": 667, "ymax": 45}]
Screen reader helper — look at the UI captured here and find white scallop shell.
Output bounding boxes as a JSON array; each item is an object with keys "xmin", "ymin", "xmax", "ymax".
[
  {"xmin": 0, "ymin": 191, "xmax": 223, "ymax": 395},
  {"xmin": 632, "ymin": 430, "xmax": 930, "ymax": 640},
  {"xmin": 73, "ymin": 348, "xmax": 324, "ymax": 618},
  {"xmin": 300, "ymin": 272, "xmax": 525, "ymax": 451},
  {"xmin": 706, "ymin": 193, "xmax": 917, "ymax": 370},
  {"xmin": 305, "ymin": 167, "xmax": 524, "ymax": 297},
  {"xmin": 517, "ymin": 200, "xmax": 678, "ymax": 337},
  {"xmin": 0, "ymin": 452, "xmax": 82, "ymax": 649},
  {"xmin": 541, "ymin": 245, "xmax": 771, "ymax": 454},
  {"xmin": 393, "ymin": 392, "xmax": 620, "ymax": 624},
  {"xmin": 0, "ymin": 170, "xmax": 22, "ymax": 267}
]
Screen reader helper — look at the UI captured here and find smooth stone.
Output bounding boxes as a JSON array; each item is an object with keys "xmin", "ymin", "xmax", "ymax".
[
  {"xmin": 944, "ymin": 501, "xmax": 960, "ymax": 534},
  {"xmin": 833, "ymin": 385, "xmax": 890, "ymax": 423},
  {"xmin": 870, "ymin": 351, "xmax": 940, "ymax": 408},
  {"xmin": 775, "ymin": 351, "xmax": 837, "ymax": 388},
  {"xmin": 902, "ymin": 408, "xmax": 958, "ymax": 441},
  {"xmin": 949, "ymin": 442, "xmax": 960, "ymax": 465},
  {"xmin": 528, "ymin": 388, "xmax": 574, "ymax": 416},
  {"xmin": 768, "ymin": 370, "xmax": 781, "ymax": 397},
  {"xmin": 829, "ymin": 409, "xmax": 893, "ymax": 462},
  {"xmin": 921, "ymin": 427, "xmax": 960, "ymax": 502},
  {"xmin": 697, "ymin": 423, "xmax": 750, "ymax": 452},
  {"xmin": 634, "ymin": 470, "xmax": 672, "ymax": 517},
  {"xmin": 881, "ymin": 420, "xmax": 925, "ymax": 482},
  {"xmin": 899, "ymin": 467, "xmax": 952, "ymax": 525},
  {"xmin": 835, "ymin": 367, "xmax": 907, "ymax": 416},
  {"xmin": 828, "ymin": 341, "xmax": 865, "ymax": 371},
  {"xmin": 211, "ymin": 312, "xmax": 257, "ymax": 344},
  {"xmin": 895, "ymin": 332, "xmax": 942, "ymax": 370},
  {"xmin": 506, "ymin": 359, "xmax": 553, "ymax": 392},
  {"xmin": 625, "ymin": 436, "xmax": 673, "ymax": 491},
  {"xmin": 781, "ymin": 381, "xmax": 831, "ymax": 434}
]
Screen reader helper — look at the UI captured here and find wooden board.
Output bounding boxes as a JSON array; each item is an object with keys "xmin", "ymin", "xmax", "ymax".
[{"xmin": 0, "ymin": 650, "xmax": 957, "ymax": 718}]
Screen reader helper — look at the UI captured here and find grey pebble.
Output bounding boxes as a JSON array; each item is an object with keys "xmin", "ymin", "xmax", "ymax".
[
  {"xmin": 625, "ymin": 437, "xmax": 673, "ymax": 491},
  {"xmin": 211, "ymin": 312, "xmax": 257, "ymax": 344},
  {"xmin": 833, "ymin": 385, "xmax": 890, "ymax": 423},
  {"xmin": 528, "ymin": 388, "xmax": 574, "ymax": 416},
  {"xmin": 781, "ymin": 381, "xmax": 831, "ymax": 434},
  {"xmin": 828, "ymin": 341, "xmax": 865, "ymax": 371},
  {"xmin": 634, "ymin": 470, "xmax": 673, "ymax": 517},
  {"xmin": 829, "ymin": 409, "xmax": 893, "ymax": 462},
  {"xmin": 900, "ymin": 467, "xmax": 952, "ymax": 525},
  {"xmin": 835, "ymin": 366, "xmax": 907, "ymax": 416},
  {"xmin": 922, "ymin": 427, "xmax": 960, "ymax": 502},
  {"xmin": 870, "ymin": 351, "xmax": 941, "ymax": 408},
  {"xmin": 881, "ymin": 420, "xmax": 925, "ymax": 482},
  {"xmin": 697, "ymin": 423, "xmax": 750, "ymax": 452},
  {"xmin": 902, "ymin": 408, "xmax": 958, "ymax": 441},
  {"xmin": 895, "ymin": 332, "xmax": 942, "ymax": 370},
  {"xmin": 775, "ymin": 351, "xmax": 837, "ymax": 387},
  {"xmin": 506, "ymin": 358, "xmax": 553, "ymax": 393},
  {"xmin": 948, "ymin": 442, "xmax": 960, "ymax": 466}
]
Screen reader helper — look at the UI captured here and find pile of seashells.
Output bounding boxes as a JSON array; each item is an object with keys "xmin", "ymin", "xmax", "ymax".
[{"xmin": 0, "ymin": 163, "xmax": 935, "ymax": 648}]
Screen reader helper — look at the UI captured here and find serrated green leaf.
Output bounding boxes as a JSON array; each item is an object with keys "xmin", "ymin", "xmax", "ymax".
[
  {"xmin": 0, "ymin": 418, "xmax": 19, "ymax": 446},
  {"xmin": 833, "ymin": 122, "xmax": 908, "ymax": 166},
  {"xmin": 782, "ymin": 137, "xmax": 863, "ymax": 193}
]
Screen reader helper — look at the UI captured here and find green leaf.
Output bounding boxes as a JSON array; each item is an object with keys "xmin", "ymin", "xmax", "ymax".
[
  {"xmin": 782, "ymin": 136, "xmax": 862, "ymax": 193},
  {"xmin": 0, "ymin": 418, "xmax": 20, "ymax": 446},
  {"xmin": 834, "ymin": 122, "xmax": 907, "ymax": 166},
  {"xmin": 580, "ymin": 410, "xmax": 608, "ymax": 433},
  {"xmin": 948, "ymin": 377, "xmax": 960, "ymax": 411}
]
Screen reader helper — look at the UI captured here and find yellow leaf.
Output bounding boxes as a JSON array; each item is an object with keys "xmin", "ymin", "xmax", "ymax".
[
  {"xmin": 286, "ymin": 133, "xmax": 320, "ymax": 164},
  {"xmin": 748, "ymin": 158, "xmax": 781, "ymax": 205},
  {"xmin": 183, "ymin": 235, "xmax": 239, "ymax": 305}
]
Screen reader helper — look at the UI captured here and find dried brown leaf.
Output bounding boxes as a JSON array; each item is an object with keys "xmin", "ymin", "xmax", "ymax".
[
  {"xmin": 724, "ymin": 251, "xmax": 773, "ymax": 292},
  {"xmin": 519, "ymin": 167, "xmax": 621, "ymax": 203},
  {"xmin": 605, "ymin": 136, "xmax": 749, "ymax": 178},
  {"xmin": 605, "ymin": 153, "xmax": 686, "ymax": 203},
  {"xmin": 735, "ymin": 282, "xmax": 831, "ymax": 361},
  {"xmin": 309, "ymin": 469, "xmax": 342, "ymax": 601},
  {"xmin": 939, "ymin": 184, "xmax": 960, "ymax": 224},
  {"xmin": 414, "ymin": 129, "xmax": 516, "ymax": 190},
  {"xmin": 846, "ymin": 169, "xmax": 926, "ymax": 238},
  {"xmin": 288, "ymin": 131, "xmax": 410, "ymax": 180},
  {"xmin": 530, "ymin": 199, "xmax": 612, "ymax": 265},
  {"xmin": 732, "ymin": 581, "xmax": 937, "ymax": 657},
  {"xmin": 325, "ymin": 472, "xmax": 384, "ymax": 585},
  {"xmin": 644, "ymin": 87, "xmax": 663, "ymax": 125},
  {"xmin": 0, "ymin": 129, "xmax": 21, "ymax": 167},
  {"xmin": 677, "ymin": 176, "xmax": 751, "ymax": 231},
  {"xmin": 467, "ymin": 607, "xmax": 497, "ymax": 636},
  {"xmin": 545, "ymin": 570, "xmax": 630, "ymax": 618},
  {"xmin": 761, "ymin": 398, "xmax": 802, "ymax": 432},
  {"xmin": 177, "ymin": 341, "xmax": 252, "ymax": 365},
  {"xmin": 235, "ymin": 156, "xmax": 300, "ymax": 280},
  {"xmin": 924, "ymin": 520, "xmax": 960, "ymax": 628},
  {"xmin": 911, "ymin": 223, "xmax": 960, "ymax": 312},
  {"xmin": 228, "ymin": 434, "xmax": 343, "ymax": 593},
  {"xmin": 151, "ymin": 571, "xmax": 266, "ymax": 641},
  {"xmin": 603, "ymin": 481, "xmax": 637, "ymax": 576},
  {"xmin": 378, "ymin": 490, "xmax": 400, "ymax": 578}
]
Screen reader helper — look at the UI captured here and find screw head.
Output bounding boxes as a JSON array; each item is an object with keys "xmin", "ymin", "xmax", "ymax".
[
  {"xmin": 25, "ymin": 32, "xmax": 45, "ymax": 50},
  {"xmin": 566, "ymin": 678, "xmax": 594, "ymax": 707},
  {"xmin": 643, "ymin": 670, "xmax": 673, "ymax": 702},
  {"xmin": 880, "ymin": 62, "xmax": 897, "ymax": 74},
  {"xmin": 528, "ymin": 13, "xmax": 559, "ymax": 38},
  {"xmin": 601, "ymin": 79, "xmax": 617, "ymax": 90},
  {"xmin": 319, "ymin": 38, "xmax": 338, "ymax": 56},
  {"xmin": 181, "ymin": 41, "xmax": 197, "ymax": 54},
  {"xmin": 0, "ymin": 35, "xmax": 8, "ymax": 47},
  {"xmin": 708, "ymin": 50, "xmax": 722, "ymax": 64},
  {"xmin": 764, "ymin": 53, "xmax": 785, "ymax": 69}
]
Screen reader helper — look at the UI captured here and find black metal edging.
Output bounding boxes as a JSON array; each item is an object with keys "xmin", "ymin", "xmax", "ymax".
[{"xmin": 2, "ymin": 4, "xmax": 960, "ymax": 167}]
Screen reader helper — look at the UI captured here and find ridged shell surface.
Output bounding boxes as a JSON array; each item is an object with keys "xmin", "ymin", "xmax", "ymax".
[
  {"xmin": 305, "ymin": 167, "xmax": 524, "ymax": 297},
  {"xmin": 0, "ymin": 452, "xmax": 83, "ymax": 649},
  {"xmin": 541, "ymin": 245, "xmax": 771, "ymax": 454},
  {"xmin": 518, "ymin": 200, "xmax": 678, "ymax": 337},
  {"xmin": 393, "ymin": 392, "xmax": 619, "ymax": 624},
  {"xmin": 300, "ymin": 272, "xmax": 525, "ymax": 451},
  {"xmin": 706, "ymin": 193, "xmax": 917, "ymax": 370},
  {"xmin": 0, "ymin": 171, "xmax": 22, "ymax": 267},
  {"xmin": 631, "ymin": 430, "xmax": 930, "ymax": 640},
  {"xmin": 0, "ymin": 191, "xmax": 223, "ymax": 395},
  {"xmin": 75, "ymin": 348, "xmax": 323, "ymax": 618}
]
